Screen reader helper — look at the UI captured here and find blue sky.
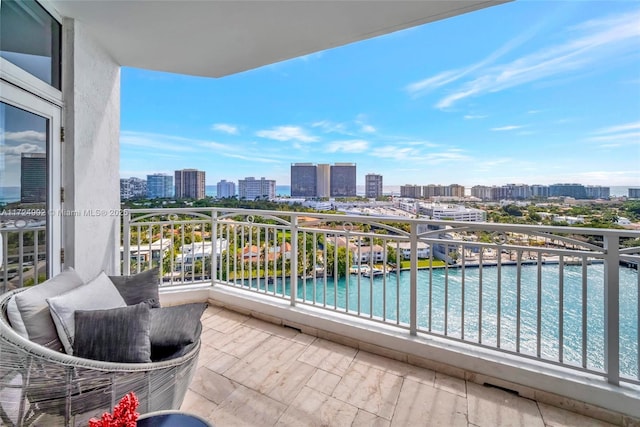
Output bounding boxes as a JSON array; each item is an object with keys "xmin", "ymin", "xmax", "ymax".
[{"xmin": 121, "ymin": 1, "xmax": 640, "ymax": 188}]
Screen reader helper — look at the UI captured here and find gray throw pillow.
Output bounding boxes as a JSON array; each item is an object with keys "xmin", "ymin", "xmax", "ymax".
[
  {"xmin": 109, "ymin": 267, "xmax": 161, "ymax": 308},
  {"xmin": 47, "ymin": 272, "xmax": 127, "ymax": 354},
  {"xmin": 7, "ymin": 268, "xmax": 85, "ymax": 351},
  {"xmin": 73, "ymin": 303, "xmax": 151, "ymax": 363},
  {"xmin": 150, "ymin": 303, "xmax": 207, "ymax": 348}
]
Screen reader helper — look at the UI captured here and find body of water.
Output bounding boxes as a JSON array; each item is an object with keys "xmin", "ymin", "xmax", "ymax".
[{"xmin": 239, "ymin": 264, "xmax": 639, "ymax": 379}]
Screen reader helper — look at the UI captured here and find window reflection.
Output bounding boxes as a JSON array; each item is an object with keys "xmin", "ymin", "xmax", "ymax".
[
  {"xmin": 0, "ymin": 102, "xmax": 49, "ymax": 288},
  {"xmin": 0, "ymin": 0, "xmax": 61, "ymax": 89}
]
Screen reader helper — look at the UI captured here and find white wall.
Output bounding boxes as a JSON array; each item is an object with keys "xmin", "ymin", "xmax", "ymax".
[{"xmin": 62, "ymin": 19, "xmax": 121, "ymax": 281}]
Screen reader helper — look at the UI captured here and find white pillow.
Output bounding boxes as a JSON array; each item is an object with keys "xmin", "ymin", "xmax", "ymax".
[
  {"xmin": 6, "ymin": 297, "xmax": 28, "ymax": 337},
  {"xmin": 47, "ymin": 272, "xmax": 127, "ymax": 355},
  {"xmin": 7, "ymin": 267, "xmax": 85, "ymax": 350}
]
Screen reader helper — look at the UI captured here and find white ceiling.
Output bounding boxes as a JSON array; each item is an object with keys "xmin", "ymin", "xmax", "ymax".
[{"xmin": 50, "ymin": 1, "xmax": 508, "ymax": 78}]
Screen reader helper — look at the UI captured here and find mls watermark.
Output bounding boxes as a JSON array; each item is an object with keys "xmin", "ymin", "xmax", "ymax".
[{"xmin": 1, "ymin": 209, "xmax": 129, "ymax": 217}]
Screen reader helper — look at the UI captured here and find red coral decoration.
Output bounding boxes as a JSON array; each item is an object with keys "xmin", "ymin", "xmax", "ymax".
[{"xmin": 88, "ymin": 392, "xmax": 139, "ymax": 427}]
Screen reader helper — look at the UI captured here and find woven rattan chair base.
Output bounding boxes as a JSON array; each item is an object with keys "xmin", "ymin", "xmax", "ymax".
[{"xmin": 0, "ymin": 288, "xmax": 200, "ymax": 427}]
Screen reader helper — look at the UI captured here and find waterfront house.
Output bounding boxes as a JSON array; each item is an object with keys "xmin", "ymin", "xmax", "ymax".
[{"xmin": 393, "ymin": 241, "xmax": 431, "ymax": 260}]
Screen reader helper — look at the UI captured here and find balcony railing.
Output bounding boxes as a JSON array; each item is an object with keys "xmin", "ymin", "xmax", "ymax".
[
  {"xmin": 123, "ymin": 207, "xmax": 636, "ymax": 387},
  {"xmin": 0, "ymin": 216, "xmax": 47, "ymax": 293}
]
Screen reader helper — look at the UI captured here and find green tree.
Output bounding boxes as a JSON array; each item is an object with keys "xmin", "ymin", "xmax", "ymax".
[{"xmin": 325, "ymin": 246, "xmax": 353, "ymax": 278}]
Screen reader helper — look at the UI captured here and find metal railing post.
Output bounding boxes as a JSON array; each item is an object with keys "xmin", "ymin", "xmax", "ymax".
[
  {"xmin": 211, "ymin": 209, "xmax": 218, "ymax": 286},
  {"xmin": 290, "ymin": 215, "xmax": 298, "ymax": 306},
  {"xmin": 410, "ymin": 222, "xmax": 418, "ymax": 336},
  {"xmin": 603, "ymin": 233, "xmax": 620, "ymax": 385},
  {"xmin": 123, "ymin": 210, "xmax": 131, "ymax": 275}
]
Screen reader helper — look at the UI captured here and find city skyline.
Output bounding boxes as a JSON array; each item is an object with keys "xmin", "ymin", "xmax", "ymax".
[{"xmin": 120, "ymin": 2, "xmax": 639, "ymax": 187}]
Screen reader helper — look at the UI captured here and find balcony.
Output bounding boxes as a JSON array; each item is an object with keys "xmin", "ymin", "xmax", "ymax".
[
  {"xmin": 2, "ymin": 206, "xmax": 639, "ymax": 423},
  {"xmin": 184, "ymin": 305, "xmax": 630, "ymax": 426},
  {"xmin": 116, "ymin": 207, "xmax": 640, "ymax": 423}
]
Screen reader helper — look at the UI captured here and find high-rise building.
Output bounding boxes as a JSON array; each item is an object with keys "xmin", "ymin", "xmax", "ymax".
[
  {"xmin": 585, "ymin": 186, "xmax": 610, "ymax": 199},
  {"xmin": 121, "ymin": 177, "xmax": 147, "ymax": 200},
  {"xmin": 400, "ymin": 185, "xmax": 422, "ymax": 199},
  {"xmin": 316, "ymin": 164, "xmax": 331, "ymax": 198},
  {"xmin": 549, "ymin": 183, "xmax": 587, "ymax": 199},
  {"xmin": 530, "ymin": 185, "xmax": 549, "ymax": 199},
  {"xmin": 216, "ymin": 179, "xmax": 236, "ymax": 198},
  {"xmin": 629, "ymin": 188, "xmax": 640, "ymax": 199},
  {"xmin": 20, "ymin": 153, "xmax": 46, "ymax": 203},
  {"xmin": 146, "ymin": 174, "xmax": 173, "ymax": 199},
  {"xmin": 497, "ymin": 184, "xmax": 530, "ymax": 200},
  {"xmin": 238, "ymin": 177, "xmax": 276, "ymax": 200},
  {"xmin": 449, "ymin": 184, "xmax": 465, "ymax": 198},
  {"xmin": 330, "ymin": 163, "xmax": 356, "ymax": 197},
  {"xmin": 174, "ymin": 169, "xmax": 206, "ymax": 200},
  {"xmin": 365, "ymin": 173, "xmax": 383, "ymax": 198},
  {"xmin": 471, "ymin": 185, "xmax": 494, "ymax": 200},
  {"xmin": 291, "ymin": 163, "xmax": 317, "ymax": 197}
]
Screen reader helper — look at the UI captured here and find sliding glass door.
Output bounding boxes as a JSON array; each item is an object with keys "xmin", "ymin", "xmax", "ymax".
[{"xmin": 0, "ymin": 81, "xmax": 61, "ymax": 290}]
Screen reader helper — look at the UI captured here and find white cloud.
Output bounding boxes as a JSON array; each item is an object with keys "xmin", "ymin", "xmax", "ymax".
[
  {"xmin": 406, "ymin": 70, "xmax": 463, "ymax": 96},
  {"xmin": 4, "ymin": 130, "xmax": 46, "ymax": 143},
  {"xmin": 491, "ymin": 125, "xmax": 524, "ymax": 131},
  {"xmin": 325, "ymin": 139, "xmax": 369, "ymax": 153},
  {"xmin": 199, "ymin": 141, "xmax": 243, "ymax": 151},
  {"xmin": 311, "ymin": 120, "xmax": 348, "ymax": 134},
  {"xmin": 587, "ymin": 132, "xmax": 640, "ymax": 142},
  {"xmin": 403, "ymin": 140, "xmax": 439, "ymax": 148},
  {"xmin": 371, "ymin": 146, "xmax": 417, "ymax": 160},
  {"xmin": 406, "ymin": 20, "xmax": 545, "ymax": 98},
  {"xmin": 0, "ymin": 143, "xmax": 42, "ymax": 156},
  {"xmin": 421, "ymin": 150, "xmax": 471, "ymax": 164},
  {"xmin": 587, "ymin": 121, "xmax": 640, "ymax": 148},
  {"xmin": 223, "ymin": 153, "xmax": 281, "ymax": 163},
  {"xmin": 464, "ymin": 115, "xmax": 487, "ymax": 120},
  {"xmin": 256, "ymin": 126, "xmax": 319, "ymax": 142},
  {"xmin": 121, "ymin": 130, "xmax": 286, "ymax": 164},
  {"xmin": 211, "ymin": 123, "xmax": 239, "ymax": 135},
  {"xmin": 360, "ymin": 124, "xmax": 376, "ymax": 133},
  {"xmin": 593, "ymin": 121, "xmax": 640, "ymax": 134},
  {"xmin": 121, "ymin": 131, "xmax": 200, "ymax": 152},
  {"xmin": 409, "ymin": 9, "xmax": 640, "ymax": 108}
]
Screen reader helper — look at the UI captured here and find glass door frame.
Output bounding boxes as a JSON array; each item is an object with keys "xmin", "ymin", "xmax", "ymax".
[{"xmin": 1, "ymin": 79, "xmax": 62, "ymax": 278}]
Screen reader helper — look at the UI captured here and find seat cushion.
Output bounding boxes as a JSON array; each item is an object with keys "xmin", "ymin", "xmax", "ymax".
[
  {"xmin": 109, "ymin": 267, "xmax": 161, "ymax": 308},
  {"xmin": 149, "ymin": 302, "xmax": 207, "ymax": 347},
  {"xmin": 7, "ymin": 268, "xmax": 85, "ymax": 351},
  {"xmin": 73, "ymin": 303, "xmax": 151, "ymax": 363},
  {"xmin": 47, "ymin": 272, "xmax": 127, "ymax": 354}
]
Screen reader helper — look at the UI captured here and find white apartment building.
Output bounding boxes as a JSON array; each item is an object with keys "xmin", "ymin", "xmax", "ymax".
[
  {"xmin": 418, "ymin": 203, "xmax": 486, "ymax": 222},
  {"xmin": 216, "ymin": 179, "xmax": 236, "ymax": 198},
  {"xmin": 238, "ymin": 177, "xmax": 276, "ymax": 200}
]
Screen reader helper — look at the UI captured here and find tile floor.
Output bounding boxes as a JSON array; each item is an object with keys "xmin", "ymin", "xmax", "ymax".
[{"xmin": 181, "ymin": 306, "xmax": 621, "ymax": 427}]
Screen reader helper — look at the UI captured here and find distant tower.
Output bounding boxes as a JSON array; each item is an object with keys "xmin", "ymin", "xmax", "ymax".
[
  {"xmin": 175, "ymin": 169, "xmax": 206, "ymax": 199},
  {"xmin": 147, "ymin": 174, "xmax": 173, "ymax": 198},
  {"xmin": 365, "ymin": 173, "xmax": 383, "ymax": 198},
  {"xmin": 238, "ymin": 177, "xmax": 276, "ymax": 200},
  {"xmin": 291, "ymin": 163, "xmax": 317, "ymax": 197},
  {"xmin": 330, "ymin": 163, "xmax": 356, "ymax": 197},
  {"xmin": 316, "ymin": 164, "xmax": 331, "ymax": 198},
  {"xmin": 20, "ymin": 153, "xmax": 46, "ymax": 203},
  {"xmin": 217, "ymin": 179, "xmax": 236, "ymax": 198}
]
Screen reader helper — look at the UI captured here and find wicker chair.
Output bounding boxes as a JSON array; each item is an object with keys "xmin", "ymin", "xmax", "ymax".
[{"xmin": 0, "ymin": 289, "xmax": 200, "ymax": 427}]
